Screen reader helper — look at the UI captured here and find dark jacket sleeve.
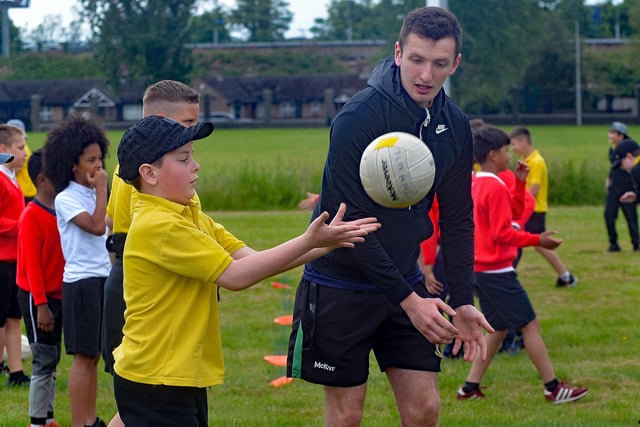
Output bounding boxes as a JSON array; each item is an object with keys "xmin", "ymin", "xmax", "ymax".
[{"xmin": 433, "ymin": 121, "xmax": 475, "ymax": 308}]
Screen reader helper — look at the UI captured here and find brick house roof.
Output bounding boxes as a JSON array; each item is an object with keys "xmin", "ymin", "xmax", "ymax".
[{"xmin": 200, "ymin": 73, "xmax": 368, "ymax": 104}]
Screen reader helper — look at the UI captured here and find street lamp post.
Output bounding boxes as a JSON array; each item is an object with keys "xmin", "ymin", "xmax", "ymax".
[{"xmin": 0, "ymin": 0, "xmax": 30, "ymax": 59}]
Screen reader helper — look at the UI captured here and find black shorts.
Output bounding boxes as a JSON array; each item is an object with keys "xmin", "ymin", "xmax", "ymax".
[
  {"xmin": 17, "ymin": 288, "xmax": 63, "ymax": 346},
  {"xmin": 114, "ymin": 374, "xmax": 208, "ymax": 427},
  {"xmin": 524, "ymin": 212, "xmax": 546, "ymax": 234},
  {"xmin": 62, "ymin": 277, "xmax": 105, "ymax": 357},
  {"xmin": 473, "ymin": 271, "xmax": 536, "ymax": 332},
  {"xmin": 102, "ymin": 257, "xmax": 125, "ymax": 374},
  {"xmin": 287, "ymin": 280, "xmax": 441, "ymax": 387},
  {"xmin": 0, "ymin": 261, "xmax": 21, "ymax": 326}
]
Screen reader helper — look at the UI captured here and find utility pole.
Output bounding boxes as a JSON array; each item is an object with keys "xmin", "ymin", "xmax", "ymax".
[
  {"xmin": 0, "ymin": 0, "xmax": 30, "ymax": 59},
  {"xmin": 212, "ymin": 0, "xmax": 219, "ymax": 45},
  {"xmin": 575, "ymin": 20, "xmax": 582, "ymax": 126}
]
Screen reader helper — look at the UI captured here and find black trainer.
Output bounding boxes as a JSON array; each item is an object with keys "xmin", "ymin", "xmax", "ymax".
[
  {"xmin": 86, "ymin": 417, "xmax": 107, "ymax": 427},
  {"xmin": 6, "ymin": 371, "xmax": 30, "ymax": 386},
  {"xmin": 556, "ymin": 274, "xmax": 578, "ymax": 288}
]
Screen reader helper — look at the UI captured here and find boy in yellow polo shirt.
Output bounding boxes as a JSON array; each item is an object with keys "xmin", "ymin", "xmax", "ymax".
[
  {"xmin": 102, "ymin": 80, "xmax": 200, "ymax": 374},
  {"xmin": 112, "ymin": 115, "xmax": 380, "ymax": 426},
  {"xmin": 102, "ymin": 80, "xmax": 202, "ymax": 427},
  {"xmin": 510, "ymin": 126, "xmax": 578, "ymax": 288}
]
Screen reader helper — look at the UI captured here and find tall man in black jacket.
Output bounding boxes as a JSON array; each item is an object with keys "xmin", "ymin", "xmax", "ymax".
[{"xmin": 287, "ymin": 7, "xmax": 493, "ymax": 427}]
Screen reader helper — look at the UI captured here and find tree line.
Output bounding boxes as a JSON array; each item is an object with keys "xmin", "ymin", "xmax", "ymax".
[{"xmin": 2, "ymin": 0, "xmax": 640, "ymax": 115}]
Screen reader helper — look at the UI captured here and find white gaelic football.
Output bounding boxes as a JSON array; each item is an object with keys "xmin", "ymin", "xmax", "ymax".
[{"xmin": 359, "ymin": 131, "xmax": 436, "ymax": 208}]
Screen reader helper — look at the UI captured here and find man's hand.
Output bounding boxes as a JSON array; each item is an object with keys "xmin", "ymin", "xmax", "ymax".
[
  {"xmin": 400, "ymin": 292, "xmax": 458, "ymax": 344},
  {"xmin": 450, "ymin": 304, "xmax": 494, "ymax": 362}
]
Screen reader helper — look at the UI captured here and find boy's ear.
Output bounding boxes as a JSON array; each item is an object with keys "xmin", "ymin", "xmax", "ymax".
[{"xmin": 139, "ymin": 163, "xmax": 158, "ymax": 185}]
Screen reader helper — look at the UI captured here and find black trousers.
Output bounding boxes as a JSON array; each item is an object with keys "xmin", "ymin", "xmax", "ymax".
[{"xmin": 604, "ymin": 187, "xmax": 639, "ymax": 247}]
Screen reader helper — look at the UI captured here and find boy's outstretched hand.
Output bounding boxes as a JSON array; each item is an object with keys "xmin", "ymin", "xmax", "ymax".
[
  {"xmin": 308, "ymin": 203, "xmax": 381, "ymax": 249},
  {"xmin": 538, "ymin": 230, "xmax": 562, "ymax": 250}
]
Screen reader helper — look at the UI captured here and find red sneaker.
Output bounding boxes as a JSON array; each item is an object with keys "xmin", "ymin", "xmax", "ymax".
[
  {"xmin": 457, "ymin": 386, "xmax": 486, "ymax": 400},
  {"xmin": 544, "ymin": 382, "xmax": 588, "ymax": 404}
]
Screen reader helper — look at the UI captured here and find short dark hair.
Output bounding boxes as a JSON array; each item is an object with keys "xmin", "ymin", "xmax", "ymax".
[
  {"xmin": 398, "ymin": 7, "xmax": 462, "ymax": 56},
  {"xmin": 43, "ymin": 114, "xmax": 110, "ymax": 194},
  {"xmin": 473, "ymin": 125, "xmax": 510, "ymax": 164},
  {"xmin": 509, "ymin": 126, "xmax": 531, "ymax": 143},
  {"xmin": 469, "ymin": 118, "xmax": 487, "ymax": 134},
  {"xmin": 27, "ymin": 148, "xmax": 43, "ymax": 184}
]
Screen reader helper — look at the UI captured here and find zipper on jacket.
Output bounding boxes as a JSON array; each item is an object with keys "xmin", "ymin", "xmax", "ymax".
[
  {"xmin": 408, "ymin": 108, "xmax": 431, "ymax": 210},
  {"xmin": 420, "ymin": 108, "xmax": 430, "ymax": 142},
  {"xmin": 407, "ymin": 108, "xmax": 432, "ymax": 211}
]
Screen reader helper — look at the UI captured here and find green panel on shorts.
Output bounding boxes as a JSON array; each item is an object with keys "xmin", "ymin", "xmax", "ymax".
[{"xmin": 290, "ymin": 322, "xmax": 304, "ymax": 378}]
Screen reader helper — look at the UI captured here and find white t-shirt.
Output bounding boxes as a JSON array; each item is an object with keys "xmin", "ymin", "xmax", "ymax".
[{"xmin": 55, "ymin": 181, "xmax": 111, "ymax": 282}]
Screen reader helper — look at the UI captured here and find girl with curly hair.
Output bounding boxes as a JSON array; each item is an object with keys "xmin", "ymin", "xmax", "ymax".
[{"xmin": 43, "ymin": 114, "xmax": 111, "ymax": 427}]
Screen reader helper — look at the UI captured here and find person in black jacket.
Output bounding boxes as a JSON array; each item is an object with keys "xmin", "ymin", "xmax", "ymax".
[
  {"xmin": 615, "ymin": 139, "xmax": 640, "ymax": 207},
  {"xmin": 286, "ymin": 7, "xmax": 493, "ymax": 427},
  {"xmin": 604, "ymin": 122, "xmax": 638, "ymax": 252}
]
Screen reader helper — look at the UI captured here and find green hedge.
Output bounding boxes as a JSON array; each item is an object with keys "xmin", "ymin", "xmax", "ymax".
[
  {"xmin": 548, "ymin": 159, "xmax": 606, "ymax": 206},
  {"xmin": 27, "ymin": 125, "xmax": 618, "ymax": 209}
]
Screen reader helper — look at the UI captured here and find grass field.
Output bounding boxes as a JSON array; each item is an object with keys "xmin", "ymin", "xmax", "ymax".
[
  {"xmin": 4, "ymin": 125, "xmax": 638, "ymax": 425},
  {"xmin": 23, "ymin": 123, "xmax": 638, "ymax": 208},
  {"xmin": 2, "ymin": 205, "xmax": 639, "ymax": 426}
]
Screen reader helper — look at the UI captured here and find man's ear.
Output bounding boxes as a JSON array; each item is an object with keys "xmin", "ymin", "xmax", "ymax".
[{"xmin": 139, "ymin": 163, "xmax": 157, "ymax": 186}]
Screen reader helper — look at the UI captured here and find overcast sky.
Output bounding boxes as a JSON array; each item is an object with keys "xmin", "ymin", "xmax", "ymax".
[
  {"xmin": 8, "ymin": 0, "xmax": 331, "ymax": 40},
  {"xmin": 7, "ymin": 0, "xmax": 616, "ymax": 41}
]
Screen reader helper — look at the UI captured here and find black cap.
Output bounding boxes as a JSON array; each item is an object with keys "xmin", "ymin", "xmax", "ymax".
[
  {"xmin": 117, "ymin": 116, "xmax": 214, "ymax": 181},
  {"xmin": 612, "ymin": 138, "xmax": 640, "ymax": 168}
]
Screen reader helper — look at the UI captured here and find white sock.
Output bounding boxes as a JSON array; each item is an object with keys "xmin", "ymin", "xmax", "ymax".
[{"xmin": 560, "ymin": 271, "xmax": 571, "ymax": 281}]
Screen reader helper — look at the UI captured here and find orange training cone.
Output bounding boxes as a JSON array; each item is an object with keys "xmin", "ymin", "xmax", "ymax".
[
  {"xmin": 270, "ymin": 376, "xmax": 293, "ymax": 388},
  {"xmin": 273, "ymin": 314, "xmax": 293, "ymax": 326},
  {"xmin": 271, "ymin": 281, "xmax": 292, "ymax": 290},
  {"xmin": 264, "ymin": 355, "xmax": 287, "ymax": 367}
]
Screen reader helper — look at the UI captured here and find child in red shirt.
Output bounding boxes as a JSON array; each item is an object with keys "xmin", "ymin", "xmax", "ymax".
[
  {"xmin": 0, "ymin": 124, "xmax": 30, "ymax": 386},
  {"xmin": 17, "ymin": 149, "xmax": 65, "ymax": 427},
  {"xmin": 456, "ymin": 125, "xmax": 588, "ymax": 404}
]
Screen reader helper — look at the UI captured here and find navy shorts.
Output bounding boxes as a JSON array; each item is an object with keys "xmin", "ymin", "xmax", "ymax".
[
  {"xmin": 473, "ymin": 271, "xmax": 536, "ymax": 332},
  {"xmin": 114, "ymin": 374, "xmax": 208, "ymax": 427},
  {"xmin": 62, "ymin": 277, "xmax": 105, "ymax": 357},
  {"xmin": 0, "ymin": 261, "xmax": 21, "ymax": 325},
  {"xmin": 287, "ymin": 280, "xmax": 441, "ymax": 387},
  {"xmin": 524, "ymin": 212, "xmax": 546, "ymax": 234}
]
